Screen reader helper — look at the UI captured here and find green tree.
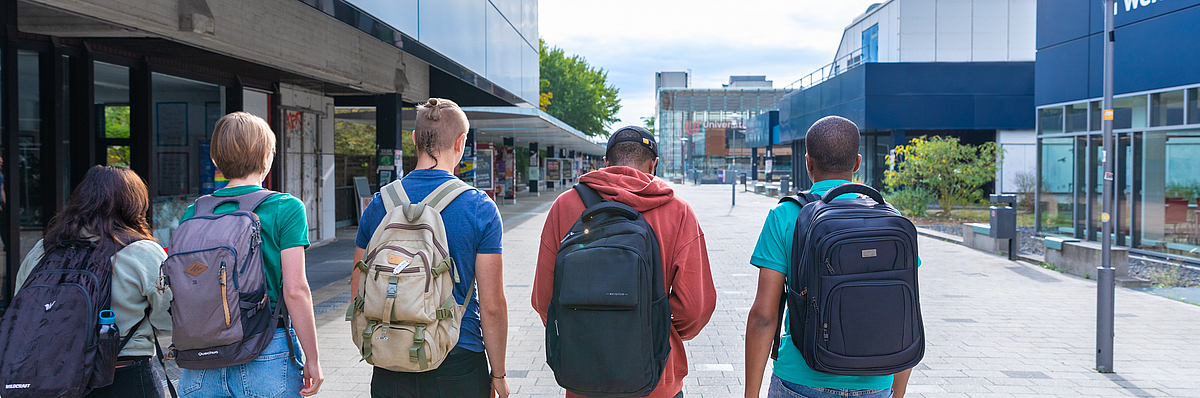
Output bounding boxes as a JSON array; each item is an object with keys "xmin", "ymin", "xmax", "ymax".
[
  {"xmin": 539, "ymin": 38, "xmax": 621, "ymax": 137},
  {"xmin": 884, "ymin": 136, "xmax": 1002, "ymax": 216},
  {"xmin": 642, "ymin": 116, "xmax": 656, "ymax": 135}
]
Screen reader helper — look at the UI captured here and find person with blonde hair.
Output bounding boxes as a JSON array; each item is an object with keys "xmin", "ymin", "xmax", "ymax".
[
  {"xmin": 352, "ymin": 98, "xmax": 509, "ymax": 398},
  {"xmin": 175, "ymin": 111, "xmax": 323, "ymax": 397}
]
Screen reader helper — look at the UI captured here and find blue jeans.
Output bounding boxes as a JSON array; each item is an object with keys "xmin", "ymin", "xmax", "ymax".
[
  {"xmin": 178, "ymin": 328, "xmax": 304, "ymax": 398},
  {"xmin": 768, "ymin": 375, "xmax": 892, "ymax": 398}
]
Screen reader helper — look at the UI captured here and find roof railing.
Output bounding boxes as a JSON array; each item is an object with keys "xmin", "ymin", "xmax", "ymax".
[{"xmin": 784, "ymin": 45, "xmax": 870, "ymax": 91}]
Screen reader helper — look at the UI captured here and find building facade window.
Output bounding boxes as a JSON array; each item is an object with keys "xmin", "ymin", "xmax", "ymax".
[
  {"xmin": 1038, "ymin": 107, "xmax": 1063, "ymax": 135},
  {"xmin": 16, "ymin": 50, "xmax": 41, "ymax": 263},
  {"xmin": 149, "ymin": 72, "xmax": 224, "ymax": 244},
  {"xmin": 1112, "ymin": 95, "xmax": 1147, "ymax": 130},
  {"xmin": 1187, "ymin": 88, "xmax": 1198, "ymax": 125},
  {"xmin": 1038, "ymin": 85, "xmax": 1200, "ymax": 260},
  {"xmin": 1066, "ymin": 102, "xmax": 1089, "ymax": 133},
  {"xmin": 1150, "ymin": 90, "xmax": 1185, "ymax": 127}
]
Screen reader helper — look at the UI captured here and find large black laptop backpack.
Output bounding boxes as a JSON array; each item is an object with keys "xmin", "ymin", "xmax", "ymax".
[
  {"xmin": 776, "ymin": 183, "xmax": 924, "ymax": 376},
  {"xmin": 546, "ymin": 183, "xmax": 671, "ymax": 398},
  {"xmin": 0, "ymin": 240, "xmax": 146, "ymax": 397}
]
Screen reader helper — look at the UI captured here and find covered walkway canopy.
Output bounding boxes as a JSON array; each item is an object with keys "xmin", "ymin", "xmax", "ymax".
[{"xmin": 335, "ymin": 107, "xmax": 606, "ymax": 156}]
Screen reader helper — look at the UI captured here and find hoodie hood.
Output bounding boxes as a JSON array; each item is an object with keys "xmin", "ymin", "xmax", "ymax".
[{"xmin": 578, "ymin": 166, "xmax": 675, "ymax": 212}]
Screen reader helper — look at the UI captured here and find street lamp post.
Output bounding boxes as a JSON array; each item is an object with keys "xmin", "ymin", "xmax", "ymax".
[{"xmin": 1097, "ymin": 0, "xmax": 1116, "ymax": 374}]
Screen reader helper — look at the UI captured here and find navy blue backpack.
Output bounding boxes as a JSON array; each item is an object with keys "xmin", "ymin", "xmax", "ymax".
[{"xmin": 774, "ymin": 183, "xmax": 924, "ymax": 376}]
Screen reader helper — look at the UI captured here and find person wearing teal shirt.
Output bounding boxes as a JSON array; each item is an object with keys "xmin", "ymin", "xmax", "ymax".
[{"xmin": 745, "ymin": 116, "xmax": 913, "ymax": 398}]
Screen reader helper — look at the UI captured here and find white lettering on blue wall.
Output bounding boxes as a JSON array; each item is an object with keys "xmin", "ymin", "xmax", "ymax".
[{"xmin": 1117, "ymin": 0, "xmax": 1162, "ymax": 14}]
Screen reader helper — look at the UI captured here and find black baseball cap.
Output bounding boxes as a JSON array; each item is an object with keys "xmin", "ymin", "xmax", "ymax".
[{"xmin": 606, "ymin": 126, "xmax": 659, "ymax": 159}]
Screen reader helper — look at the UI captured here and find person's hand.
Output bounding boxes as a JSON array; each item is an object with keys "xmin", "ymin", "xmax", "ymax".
[
  {"xmin": 490, "ymin": 376, "xmax": 510, "ymax": 398},
  {"xmin": 300, "ymin": 360, "xmax": 324, "ymax": 396}
]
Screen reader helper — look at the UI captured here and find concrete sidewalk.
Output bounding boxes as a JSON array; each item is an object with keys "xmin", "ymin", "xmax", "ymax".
[{"xmin": 312, "ymin": 183, "xmax": 1200, "ymax": 397}]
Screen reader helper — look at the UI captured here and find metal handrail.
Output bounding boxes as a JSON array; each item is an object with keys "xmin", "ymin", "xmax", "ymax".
[{"xmin": 785, "ymin": 45, "xmax": 870, "ymax": 91}]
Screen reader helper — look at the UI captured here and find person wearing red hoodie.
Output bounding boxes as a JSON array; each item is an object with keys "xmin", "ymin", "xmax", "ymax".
[{"xmin": 532, "ymin": 126, "xmax": 717, "ymax": 398}]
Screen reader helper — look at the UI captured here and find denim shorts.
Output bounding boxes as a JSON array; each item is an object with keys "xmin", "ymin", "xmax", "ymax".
[
  {"xmin": 178, "ymin": 328, "xmax": 304, "ymax": 398},
  {"xmin": 768, "ymin": 374, "xmax": 892, "ymax": 398}
]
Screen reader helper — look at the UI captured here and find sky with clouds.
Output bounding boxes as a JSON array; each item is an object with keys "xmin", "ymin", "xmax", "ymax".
[{"xmin": 539, "ymin": 0, "xmax": 884, "ymax": 134}]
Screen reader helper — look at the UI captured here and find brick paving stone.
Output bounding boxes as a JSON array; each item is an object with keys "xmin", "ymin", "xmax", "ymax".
[{"xmin": 308, "ymin": 183, "xmax": 1200, "ymax": 397}]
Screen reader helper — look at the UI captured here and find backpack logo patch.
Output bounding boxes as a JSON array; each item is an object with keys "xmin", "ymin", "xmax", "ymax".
[
  {"xmin": 43, "ymin": 301, "xmax": 55, "ymax": 311},
  {"xmin": 185, "ymin": 262, "xmax": 209, "ymax": 277},
  {"xmin": 5, "ymin": 383, "xmax": 31, "ymax": 389},
  {"xmin": 862, "ymin": 249, "xmax": 877, "ymax": 258}
]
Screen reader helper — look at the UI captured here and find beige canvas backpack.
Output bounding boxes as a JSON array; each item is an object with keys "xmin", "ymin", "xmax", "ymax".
[{"xmin": 347, "ymin": 178, "xmax": 474, "ymax": 372}]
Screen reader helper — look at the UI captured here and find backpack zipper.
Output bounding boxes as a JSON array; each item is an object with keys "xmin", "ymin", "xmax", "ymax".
[
  {"xmin": 367, "ymin": 246, "xmax": 433, "ymax": 292},
  {"xmin": 220, "ymin": 262, "xmax": 231, "ymax": 326}
]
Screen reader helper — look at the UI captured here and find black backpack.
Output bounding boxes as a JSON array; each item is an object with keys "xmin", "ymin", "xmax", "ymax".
[
  {"xmin": 546, "ymin": 183, "xmax": 671, "ymax": 398},
  {"xmin": 0, "ymin": 240, "xmax": 146, "ymax": 397},
  {"xmin": 774, "ymin": 183, "xmax": 924, "ymax": 376}
]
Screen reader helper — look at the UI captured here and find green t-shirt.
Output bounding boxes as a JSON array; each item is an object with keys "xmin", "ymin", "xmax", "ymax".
[
  {"xmin": 180, "ymin": 185, "xmax": 310, "ymax": 308},
  {"xmin": 750, "ymin": 179, "xmax": 894, "ymax": 390}
]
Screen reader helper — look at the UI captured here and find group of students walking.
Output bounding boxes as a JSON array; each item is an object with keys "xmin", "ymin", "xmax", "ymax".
[{"xmin": 0, "ymin": 97, "xmax": 923, "ymax": 398}]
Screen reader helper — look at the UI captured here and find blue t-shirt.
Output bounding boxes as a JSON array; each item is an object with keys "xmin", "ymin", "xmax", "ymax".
[
  {"xmin": 751, "ymin": 179, "xmax": 915, "ymax": 390},
  {"xmin": 355, "ymin": 169, "xmax": 503, "ymax": 353}
]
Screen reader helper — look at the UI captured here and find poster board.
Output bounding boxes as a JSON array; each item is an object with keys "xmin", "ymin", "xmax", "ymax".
[
  {"xmin": 546, "ymin": 158, "xmax": 561, "ymax": 180},
  {"xmin": 475, "ymin": 149, "xmax": 494, "ymax": 190}
]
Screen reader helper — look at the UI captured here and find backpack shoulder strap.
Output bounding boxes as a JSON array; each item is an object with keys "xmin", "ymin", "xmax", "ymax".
[
  {"xmin": 573, "ymin": 183, "xmax": 603, "ymax": 208},
  {"xmin": 424, "ymin": 178, "xmax": 474, "ymax": 213},
  {"xmin": 380, "ymin": 179, "xmax": 412, "ymax": 212},
  {"xmin": 234, "ymin": 189, "xmax": 279, "ymax": 213},
  {"xmin": 191, "ymin": 189, "xmax": 278, "ymax": 216},
  {"xmin": 778, "ymin": 190, "xmax": 820, "ymax": 207},
  {"xmin": 191, "ymin": 195, "xmax": 224, "ymax": 217}
]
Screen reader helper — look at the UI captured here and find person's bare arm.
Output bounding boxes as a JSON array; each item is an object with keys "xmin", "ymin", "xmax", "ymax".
[
  {"xmin": 476, "ymin": 252, "xmax": 509, "ymax": 398},
  {"xmin": 892, "ymin": 368, "xmax": 913, "ymax": 397},
  {"xmin": 745, "ymin": 267, "xmax": 786, "ymax": 398},
  {"xmin": 281, "ymin": 246, "xmax": 323, "ymax": 396},
  {"xmin": 351, "ymin": 246, "xmax": 365, "ymax": 298}
]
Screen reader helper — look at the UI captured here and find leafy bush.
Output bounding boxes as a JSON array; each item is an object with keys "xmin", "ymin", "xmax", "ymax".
[
  {"xmin": 885, "ymin": 187, "xmax": 935, "ymax": 217},
  {"xmin": 884, "ymin": 136, "xmax": 1001, "ymax": 216}
]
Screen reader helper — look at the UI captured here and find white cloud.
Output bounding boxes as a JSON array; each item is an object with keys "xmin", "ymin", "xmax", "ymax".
[{"xmin": 540, "ymin": 0, "xmax": 885, "ymax": 132}]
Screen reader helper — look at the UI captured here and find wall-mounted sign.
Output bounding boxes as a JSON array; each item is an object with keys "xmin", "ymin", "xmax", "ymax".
[{"xmin": 684, "ymin": 120, "xmax": 746, "ymax": 135}]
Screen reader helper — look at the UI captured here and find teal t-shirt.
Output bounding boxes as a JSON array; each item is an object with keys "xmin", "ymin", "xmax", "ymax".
[
  {"xmin": 180, "ymin": 185, "xmax": 310, "ymax": 308},
  {"xmin": 750, "ymin": 179, "xmax": 896, "ymax": 390}
]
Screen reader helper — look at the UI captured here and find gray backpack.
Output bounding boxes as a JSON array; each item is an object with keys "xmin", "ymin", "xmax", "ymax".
[{"xmin": 160, "ymin": 190, "xmax": 290, "ymax": 369}]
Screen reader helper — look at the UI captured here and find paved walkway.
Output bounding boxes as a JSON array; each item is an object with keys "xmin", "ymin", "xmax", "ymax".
[{"xmin": 310, "ymin": 183, "xmax": 1200, "ymax": 397}]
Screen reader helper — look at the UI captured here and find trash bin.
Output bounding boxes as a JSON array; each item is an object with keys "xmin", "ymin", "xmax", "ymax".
[
  {"xmin": 780, "ymin": 175, "xmax": 791, "ymax": 194},
  {"xmin": 740, "ymin": 173, "xmax": 747, "ymax": 185},
  {"xmin": 988, "ymin": 194, "xmax": 1017, "ymax": 240},
  {"xmin": 989, "ymin": 194, "xmax": 1017, "ymax": 260}
]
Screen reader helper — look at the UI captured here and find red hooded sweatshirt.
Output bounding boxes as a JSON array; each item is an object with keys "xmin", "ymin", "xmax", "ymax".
[{"xmin": 532, "ymin": 166, "xmax": 717, "ymax": 398}]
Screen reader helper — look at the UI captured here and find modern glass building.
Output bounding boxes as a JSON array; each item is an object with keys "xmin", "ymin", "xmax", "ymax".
[
  {"xmin": 777, "ymin": 0, "xmax": 1037, "ymax": 191},
  {"xmin": 655, "ymin": 74, "xmax": 793, "ymax": 182},
  {"xmin": 1035, "ymin": 0, "xmax": 1200, "ymax": 260}
]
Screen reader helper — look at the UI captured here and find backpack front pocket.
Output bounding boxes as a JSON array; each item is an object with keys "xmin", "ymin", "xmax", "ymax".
[
  {"xmin": 820, "ymin": 272, "xmax": 918, "ymax": 361},
  {"xmin": 363, "ymin": 246, "xmax": 436, "ymax": 324},
  {"xmin": 164, "ymin": 247, "xmax": 244, "ymax": 350}
]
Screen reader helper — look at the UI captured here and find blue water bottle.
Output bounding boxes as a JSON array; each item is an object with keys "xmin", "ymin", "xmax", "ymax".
[{"xmin": 98, "ymin": 310, "xmax": 119, "ymax": 340}]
